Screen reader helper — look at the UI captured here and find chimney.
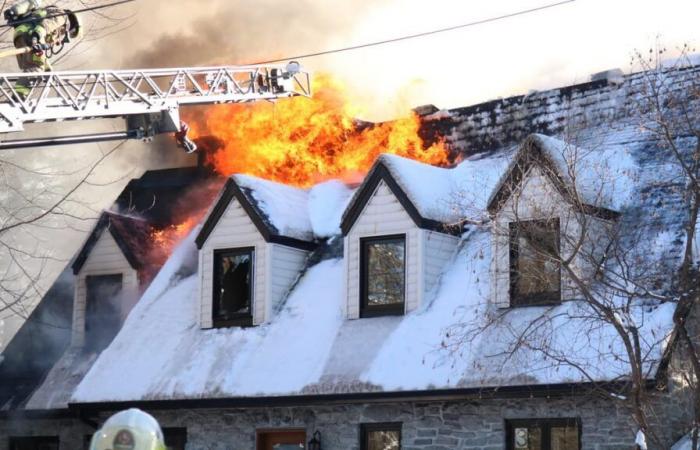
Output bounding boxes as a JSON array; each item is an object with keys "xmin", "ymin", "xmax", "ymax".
[
  {"xmin": 412, "ymin": 104, "xmax": 440, "ymax": 116},
  {"xmin": 590, "ymin": 68, "xmax": 625, "ymax": 86}
]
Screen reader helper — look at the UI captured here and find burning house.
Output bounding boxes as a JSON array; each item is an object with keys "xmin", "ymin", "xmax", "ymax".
[{"xmin": 1, "ymin": 62, "xmax": 699, "ymax": 450}]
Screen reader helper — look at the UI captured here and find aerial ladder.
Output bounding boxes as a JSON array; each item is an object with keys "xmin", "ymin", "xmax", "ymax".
[{"xmin": 0, "ymin": 61, "xmax": 312, "ymax": 151}]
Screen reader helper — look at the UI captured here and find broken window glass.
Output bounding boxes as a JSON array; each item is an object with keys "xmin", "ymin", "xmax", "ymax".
[
  {"xmin": 85, "ymin": 274, "xmax": 123, "ymax": 351},
  {"xmin": 213, "ymin": 248, "xmax": 253, "ymax": 327}
]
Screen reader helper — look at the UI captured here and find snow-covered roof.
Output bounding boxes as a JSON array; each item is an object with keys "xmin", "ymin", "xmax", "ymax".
[
  {"xmin": 517, "ymin": 134, "xmax": 637, "ymax": 212},
  {"xmin": 70, "ymin": 123, "xmax": 688, "ymax": 405},
  {"xmin": 72, "ymin": 225, "xmax": 676, "ymax": 403},
  {"xmin": 12, "ymin": 63, "xmax": 697, "ymax": 410},
  {"xmin": 196, "ymin": 174, "xmax": 354, "ymax": 248},
  {"xmin": 671, "ymin": 431, "xmax": 696, "ymax": 450}
]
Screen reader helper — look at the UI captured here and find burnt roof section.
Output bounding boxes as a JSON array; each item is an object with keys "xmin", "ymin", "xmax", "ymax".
[
  {"xmin": 71, "ymin": 211, "xmax": 152, "ymax": 275},
  {"xmin": 340, "ymin": 160, "xmax": 459, "ymax": 236},
  {"xmin": 195, "ymin": 177, "xmax": 317, "ymax": 251},
  {"xmin": 115, "ymin": 166, "xmax": 217, "ymax": 228}
]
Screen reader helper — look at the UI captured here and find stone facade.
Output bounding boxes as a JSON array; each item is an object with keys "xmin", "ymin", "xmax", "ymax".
[{"xmin": 2, "ymin": 393, "xmax": 690, "ymax": 450}]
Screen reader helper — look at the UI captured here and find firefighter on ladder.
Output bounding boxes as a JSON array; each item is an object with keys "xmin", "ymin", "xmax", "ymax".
[
  {"xmin": 4, "ymin": 0, "xmax": 81, "ymax": 97},
  {"xmin": 89, "ymin": 408, "xmax": 167, "ymax": 450}
]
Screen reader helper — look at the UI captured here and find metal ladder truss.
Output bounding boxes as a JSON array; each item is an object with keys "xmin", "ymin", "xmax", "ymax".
[{"xmin": 0, "ymin": 63, "xmax": 312, "ymax": 149}]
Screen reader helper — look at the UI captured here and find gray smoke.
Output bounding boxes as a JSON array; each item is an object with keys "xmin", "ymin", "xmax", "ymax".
[{"xmin": 122, "ymin": 0, "xmax": 386, "ymax": 68}]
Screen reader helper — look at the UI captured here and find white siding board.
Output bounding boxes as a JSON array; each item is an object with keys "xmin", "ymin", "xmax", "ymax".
[
  {"xmin": 200, "ymin": 197, "xmax": 269, "ymax": 327},
  {"xmin": 492, "ymin": 166, "xmax": 612, "ymax": 308},
  {"xmin": 269, "ymin": 245, "xmax": 308, "ymax": 316},
  {"xmin": 72, "ymin": 231, "xmax": 137, "ymax": 347},
  {"xmin": 345, "ymin": 180, "xmax": 423, "ymax": 318},
  {"xmin": 422, "ymin": 230, "xmax": 460, "ymax": 303}
]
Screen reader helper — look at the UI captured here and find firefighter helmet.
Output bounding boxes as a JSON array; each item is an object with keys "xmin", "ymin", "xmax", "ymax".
[
  {"xmin": 89, "ymin": 408, "xmax": 166, "ymax": 450},
  {"xmin": 4, "ymin": 0, "xmax": 41, "ymax": 22}
]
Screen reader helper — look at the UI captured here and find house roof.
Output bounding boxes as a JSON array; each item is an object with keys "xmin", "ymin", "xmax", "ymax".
[
  {"xmin": 71, "ymin": 211, "xmax": 153, "ymax": 275},
  {"xmin": 340, "ymin": 152, "xmax": 512, "ymax": 235},
  {"xmin": 487, "ymin": 134, "xmax": 636, "ymax": 219},
  {"xmin": 71, "ymin": 118, "xmax": 689, "ymax": 405},
  {"xmin": 13, "ymin": 63, "xmax": 697, "ymax": 410},
  {"xmin": 195, "ymin": 175, "xmax": 353, "ymax": 250}
]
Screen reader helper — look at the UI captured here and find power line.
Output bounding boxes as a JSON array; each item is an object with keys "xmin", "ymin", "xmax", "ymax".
[
  {"xmin": 1, "ymin": 0, "xmax": 136, "ymax": 29},
  {"xmin": 250, "ymin": 0, "xmax": 576, "ymax": 65}
]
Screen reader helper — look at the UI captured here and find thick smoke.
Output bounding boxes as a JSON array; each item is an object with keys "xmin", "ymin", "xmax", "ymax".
[{"xmin": 121, "ymin": 0, "xmax": 386, "ymax": 69}]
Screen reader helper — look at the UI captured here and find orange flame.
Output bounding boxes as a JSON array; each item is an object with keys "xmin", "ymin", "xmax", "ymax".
[
  {"xmin": 147, "ymin": 216, "xmax": 201, "ymax": 267},
  {"xmin": 184, "ymin": 73, "xmax": 449, "ymax": 187}
]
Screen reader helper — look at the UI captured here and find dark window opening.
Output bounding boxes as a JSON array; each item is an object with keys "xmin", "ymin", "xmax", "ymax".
[
  {"xmin": 360, "ymin": 423, "xmax": 401, "ymax": 450},
  {"xmin": 506, "ymin": 418, "xmax": 580, "ymax": 450},
  {"xmin": 360, "ymin": 235, "xmax": 405, "ymax": 318},
  {"xmin": 85, "ymin": 274, "xmax": 123, "ymax": 351},
  {"xmin": 163, "ymin": 428, "xmax": 188, "ymax": 450},
  {"xmin": 9, "ymin": 436, "xmax": 59, "ymax": 450},
  {"xmin": 256, "ymin": 429, "xmax": 306, "ymax": 450},
  {"xmin": 213, "ymin": 248, "xmax": 254, "ymax": 327},
  {"xmin": 509, "ymin": 219, "xmax": 561, "ymax": 306}
]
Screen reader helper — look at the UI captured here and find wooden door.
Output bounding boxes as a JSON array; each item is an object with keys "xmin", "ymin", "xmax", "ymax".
[{"xmin": 256, "ymin": 430, "xmax": 306, "ymax": 450}]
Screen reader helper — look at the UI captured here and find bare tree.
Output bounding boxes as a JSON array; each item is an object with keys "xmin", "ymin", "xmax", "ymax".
[
  {"xmin": 443, "ymin": 46, "xmax": 700, "ymax": 449},
  {"xmin": 0, "ymin": 142, "xmax": 123, "ymax": 328}
]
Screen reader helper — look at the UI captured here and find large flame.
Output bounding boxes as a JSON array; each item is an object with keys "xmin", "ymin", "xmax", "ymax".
[
  {"xmin": 185, "ymin": 73, "xmax": 449, "ymax": 187},
  {"xmin": 149, "ymin": 74, "xmax": 450, "ymax": 268}
]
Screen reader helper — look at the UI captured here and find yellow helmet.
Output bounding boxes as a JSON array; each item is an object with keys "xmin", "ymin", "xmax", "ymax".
[{"xmin": 89, "ymin": 408, "xmax": 166, "ymax": 450}]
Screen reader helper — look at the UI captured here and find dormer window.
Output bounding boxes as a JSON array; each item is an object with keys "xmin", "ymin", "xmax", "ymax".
[
  {"xmin": 509, "ymin": 219, "xmax": 561, "ymax": 306},
  {"xmin": 213, "ymin": 248, "xmax": 254, "ymax": 327},
  {"xmin": 361, "ymin": 235, "xmax": 406, "ymax": 317},
  {"xmin": 85, "ymin": 274, "xmax": 123, "ymax": 351}
]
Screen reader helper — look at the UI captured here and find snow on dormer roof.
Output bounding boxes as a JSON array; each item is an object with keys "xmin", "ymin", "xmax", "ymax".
[{"xmin": 196, "ymin": 174, "xmax": 354, "ymax": 249}]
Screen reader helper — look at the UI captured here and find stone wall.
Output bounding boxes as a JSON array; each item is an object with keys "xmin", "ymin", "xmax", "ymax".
[
  {"xmin": 52, "ymin": 395, "xmax": 661, "ymax": 450},
  {"xmin": 0, "ymin": 415, "xmax": 92, "ymax": 450}
]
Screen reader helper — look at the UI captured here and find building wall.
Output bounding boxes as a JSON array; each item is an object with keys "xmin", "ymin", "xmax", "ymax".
[
  {"xmin": 199, "ymin": 197, "xmax": 268, "ymax": 327},
  {"xmin": 0, "ymin": 416, "xmax": 92, "ymax": 450},
  {"xmin": 267, "ymin": 244, "xmax": 309, "ymax": 318},
  {"xmin": 422, "ymin": 230, "xmax": 460, "ymax": 302},
  {"xmin": 1, "ymin": 392, "xmax": 691, "ymax": 450},
  {"xmin": 4, "ymin": 396, "xmax": 662, "ymax": 450},
  {"xmin": 491, "ymin": 166, "xmax": 613, "ymax": 308},
  {"xmin": 344, "ymin": 181, "xmax": 421, "ymax": 319},
  {"xmin": 72, "ymin": 231, "xmax": 138, "ymax": 347}
]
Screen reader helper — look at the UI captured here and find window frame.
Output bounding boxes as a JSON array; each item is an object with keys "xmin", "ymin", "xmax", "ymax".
[
  {"xmin": 162, "ymin": 427, "xmax": 188, "ymax": 450},
  {"xmin": 360, "ymin": 234, "xmax": 406, "ymax": 318},
  {"xmin": 360, "ymin": 422, "xmax": 402, "ymax": 450},
  {"xmin": 9, "ymin": 436, "xmax": 59, "ymax": 450},
  {"xmin": 509, "ymin": 218, "xmax": 562, "ymax": 307},
  {"xmin": 84, "ymin": 273, "xmax": 124, "ymax": 350},
  {"xmin": 212, "ymin": 247, "xmax": 255, "ymax": 328},
  {"xmin": 255, "ymin": 428, "xmax": 306, "ymax": 450},
  {"xmin": 505, "ymin": 418, "xmax": 581, "ymax": 450}
]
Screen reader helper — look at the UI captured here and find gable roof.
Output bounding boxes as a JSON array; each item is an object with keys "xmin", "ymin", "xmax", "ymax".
[
  {"xmin": 195, "ymin": 175, "xmax": 318, "ymax": 250},
  {"xmin": 340, "ymin": 153, "xmax": 511, "ymax": 235},
  {"xmin": 487, "ymin": 134, "xmax": 636, "ymax": 219},
  {"xmin": 71, "ymin": 119, "xmax": 691, "ymax": 406},
  {"xmin": 71, "ymin": 211, "xmax": 153, "ymax": 275}
]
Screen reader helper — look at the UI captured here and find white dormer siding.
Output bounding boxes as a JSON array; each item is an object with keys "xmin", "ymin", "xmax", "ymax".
[
  {"xmin": 72, "ymin": 231, "xmax": 138, "ymax": 347},
  {"xmin": 199, "ymin": 197, "xmax": 267, "ymax": 328},
  {"xmin": 344, "ymin": 180, "xmax": 459, "ymax": 319},
  {"xmin": 198, "ymin": 197, "xmax": 310, "ymax": 328},
  {"xmin": 491, "ymin": 166, "xmax": 613, "ymax": 308}
]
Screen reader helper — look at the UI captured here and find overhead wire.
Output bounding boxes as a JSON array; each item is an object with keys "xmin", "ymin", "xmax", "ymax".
[
  {"xmin": 250, "ymin": 0, "xmax": 576, "ymax": 65},
  {"xmin": 0, "ymin": 0, "xmax": 136, "ymax": 29}
]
